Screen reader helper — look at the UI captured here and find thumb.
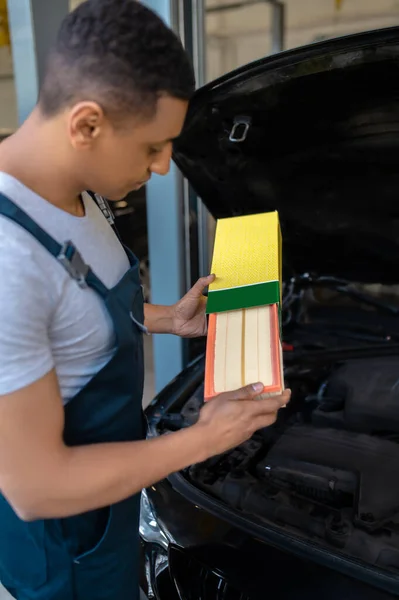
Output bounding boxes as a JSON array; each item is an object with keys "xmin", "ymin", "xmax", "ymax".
[
  {"xmin": 221, "ymin": 382, "xmax": 264, "ymax": 401},
  {"xmin": 189, "ymin": 274, "xmax": 215, "ymax": 297}
]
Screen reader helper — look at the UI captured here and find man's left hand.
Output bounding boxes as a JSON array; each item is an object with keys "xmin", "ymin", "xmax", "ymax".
[{"xmin": 172, "ymin": 275, "xmax": 215, "ymax": 338}]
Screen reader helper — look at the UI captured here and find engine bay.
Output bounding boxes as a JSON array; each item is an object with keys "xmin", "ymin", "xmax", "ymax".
[{"xmin": 156, "ymin": 278, "xmax": 399, "ymax": 574}]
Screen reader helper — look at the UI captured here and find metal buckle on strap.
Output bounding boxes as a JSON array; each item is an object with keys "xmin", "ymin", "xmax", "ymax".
[
  {"xmin": 58, "ymin": 241, "xmax": 89, "ymax": 288},
  {"xmin": 94, "ymin": 193, "xmax": 115, "ymax": 226}
]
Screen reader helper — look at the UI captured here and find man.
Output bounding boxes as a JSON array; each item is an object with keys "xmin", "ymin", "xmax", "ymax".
[{"xmin": 0, "ymin": 1, "xmax": 290, "ymax": 599}]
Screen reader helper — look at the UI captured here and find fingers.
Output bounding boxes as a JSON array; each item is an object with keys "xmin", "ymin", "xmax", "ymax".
[
  {"xmin": 245, "ymin": 390, "xmax": 291, "ymax": 429},
  {"xmin": 253, "ymin": 391, "xmax": 291, "ymax": 425},
  {"xmin": 253, "ymin": 389, "xmax": 291, "ymax": 413},
  {"xmin": 222, "ymin": 385, "xmax": 290, "ymax": 404},
  {"xmin": 236, "ymin": 396, "xmax": 282, "ymax": 415},
  {"xmin": 252, "ymin": 396, "xmax": 287, "ymax": 416},
  {"xmin": 190, "ymin": 274, "xmax": 216, "ymax": 297},
  {"xmin": 221, "ymin": 382, "xmax": 265, "ymax": 401},
  {"xmin": 252, "ymin": 414, "xmax": 279, "ymax": 431},
  {"xmin": 277, "ymin": 389, "xmax": 291, "ymax": 405},
  {"xmin": 226, "ymin": 389, "xmax": 290, "ymax": 423}
]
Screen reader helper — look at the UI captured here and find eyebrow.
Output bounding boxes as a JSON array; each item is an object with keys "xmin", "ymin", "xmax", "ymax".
[{"xmin": 151, "ymin": 136, "xmax": 179, "ymax": 145}]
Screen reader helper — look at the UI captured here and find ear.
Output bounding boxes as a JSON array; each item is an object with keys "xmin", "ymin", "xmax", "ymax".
[{"xmin": 68, "ymin": 101, "xmax": 106, "ymax": 149}]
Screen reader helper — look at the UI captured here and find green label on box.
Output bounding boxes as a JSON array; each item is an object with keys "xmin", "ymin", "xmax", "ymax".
[{"xmin": 206, "ymin": 281, "xmax": 280, "ymax": 314}]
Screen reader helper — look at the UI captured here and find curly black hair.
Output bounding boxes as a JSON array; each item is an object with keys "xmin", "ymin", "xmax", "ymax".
[{"xmin": 38, "ymin": 0, "xmax": 195, "ymax": 121}]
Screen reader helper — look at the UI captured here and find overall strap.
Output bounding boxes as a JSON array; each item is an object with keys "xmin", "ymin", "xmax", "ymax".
[{"xmin": 0, "ymin": 193, "xmax": 108, "ymax": 298}]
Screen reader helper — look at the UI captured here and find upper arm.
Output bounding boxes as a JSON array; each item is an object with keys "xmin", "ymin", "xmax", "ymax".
[
  {"xmin": 0, "ymin": 370, "xmax": 65, "ymax": 517},
  {"xmin": 0, "ymin": 239, "xmax": 64, "ymax": 515},
  {"xmin": 0, "ymin": 240, "xmax": 55, "ymax": 395}
]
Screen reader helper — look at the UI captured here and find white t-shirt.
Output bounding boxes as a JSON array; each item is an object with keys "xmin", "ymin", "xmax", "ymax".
[{"xmin": 0, "ymin": 172, "xmax": 130, "ymax": 404}]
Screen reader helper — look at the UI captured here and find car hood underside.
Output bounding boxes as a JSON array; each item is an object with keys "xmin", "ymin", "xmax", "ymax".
[{"xmin": 174, "ymin": 27, "xmax": 399, "ymax": 284}]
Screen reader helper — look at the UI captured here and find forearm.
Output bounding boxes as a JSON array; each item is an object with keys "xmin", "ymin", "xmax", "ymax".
[
  {"xmin": 144, "ymin": 303, "xmax": 175, "ymax": 334},
  {"xmin": 19, "ymin": 426, "xmax": 208, "ymax": 520}
]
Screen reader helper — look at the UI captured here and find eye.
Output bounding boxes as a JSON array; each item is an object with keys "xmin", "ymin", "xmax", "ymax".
[{"xmin": 148, "ymin": 146, "xmax": 162, "ymax": 156}]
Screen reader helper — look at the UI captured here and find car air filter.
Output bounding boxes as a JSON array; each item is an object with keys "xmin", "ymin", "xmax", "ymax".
[{"xmin": 205, "ymin": 211, "xmax": 284, "ymax": 401}]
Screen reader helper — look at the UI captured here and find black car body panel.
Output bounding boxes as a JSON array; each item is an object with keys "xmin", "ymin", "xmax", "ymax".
[
  {"xmin": 141, "ymin": 27, "xmax": 399, "ymax": 600},
  {"xmin": 143, "ymin": 352, "xmax": 399, "ymax": 598},
  {"xmin": 173, "ymin": 26, "xmax": 399, "ymax": 284},
  {"xmin": 143, "ymin": 476, "xmax": 394, "ymax": 600}
]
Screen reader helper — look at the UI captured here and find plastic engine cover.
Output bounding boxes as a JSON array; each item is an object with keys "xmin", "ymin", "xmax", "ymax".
[{"xmin": 313, "ymin": 357, "xmax": 399, "ymax": 434}]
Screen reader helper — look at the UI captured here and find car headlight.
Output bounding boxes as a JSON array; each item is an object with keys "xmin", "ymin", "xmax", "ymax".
[{"xmin": 139, "ymin": 489, "xmax": 175, "ymax": 551}]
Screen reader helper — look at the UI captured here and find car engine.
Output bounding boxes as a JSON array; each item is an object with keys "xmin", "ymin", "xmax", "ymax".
[{"xmin": 176, "ymin": 286, "xmax": 399, "ymax": 574}]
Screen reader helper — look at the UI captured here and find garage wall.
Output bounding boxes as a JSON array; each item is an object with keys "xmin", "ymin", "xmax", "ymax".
[
  {"xmin": 0, "ymin": 44, "xmax": 16, "ymax": 130},
  {"xmin": 0, "ymin": 0, "xmax": 80, "ymax": 131},
  {"xmin": 2, "ymin": 0, "xmax": 399, "ymax": 129},
  {"xmin": 205, "ymin": 0, "xmax": 399, "ymax": 79}
]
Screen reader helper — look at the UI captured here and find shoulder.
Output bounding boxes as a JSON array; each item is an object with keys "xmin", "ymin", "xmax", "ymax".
[{"xmin": 0, "ymin": 215, "xmax": 64, "ymax": 298}]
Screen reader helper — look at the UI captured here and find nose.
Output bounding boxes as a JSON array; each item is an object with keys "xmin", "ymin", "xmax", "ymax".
[{"xmin": 150, "ymin": 143, "xmax": 172, "ymax": 176}]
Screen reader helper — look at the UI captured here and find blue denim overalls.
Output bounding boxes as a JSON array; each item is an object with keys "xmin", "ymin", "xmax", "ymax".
[{"xmin": 0, "ymin": 193, "xmax": 146, "ymax": 599}]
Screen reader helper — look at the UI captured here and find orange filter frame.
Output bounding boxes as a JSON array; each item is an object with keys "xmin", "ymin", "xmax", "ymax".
[{"xmin": 204, "ymin": 303, "xmax": 283, "ymax": 401}]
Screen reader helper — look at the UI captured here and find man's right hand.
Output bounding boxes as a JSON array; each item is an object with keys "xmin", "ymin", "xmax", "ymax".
[
  {"xmin": 196, "ymin": 384, "xmax": 291, "ymax": 459},
  {"xmin": 0, "ymin": 369, "xmax": 290, "ymax": 521}
]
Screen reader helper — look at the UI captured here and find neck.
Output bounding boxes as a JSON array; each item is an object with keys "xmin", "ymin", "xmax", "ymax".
[{"xmin": 0, "ymin": 108, "xmax": 85, "ymax": 216}]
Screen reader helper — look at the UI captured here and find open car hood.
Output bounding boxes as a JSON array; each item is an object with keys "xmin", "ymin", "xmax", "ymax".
[{"xmin": 173, "ymin": 27, "xmax": 399, "ymax": 284}]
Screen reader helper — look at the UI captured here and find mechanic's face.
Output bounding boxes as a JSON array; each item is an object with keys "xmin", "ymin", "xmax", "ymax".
[{"xmin": 68, "ymin": 95, "xmax": 188, "ymax": 200}]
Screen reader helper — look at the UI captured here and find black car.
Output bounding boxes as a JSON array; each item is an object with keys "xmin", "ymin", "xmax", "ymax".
[{"xmin": 139, "ymin": 27, "xmax": 399, "ymax": 600}]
